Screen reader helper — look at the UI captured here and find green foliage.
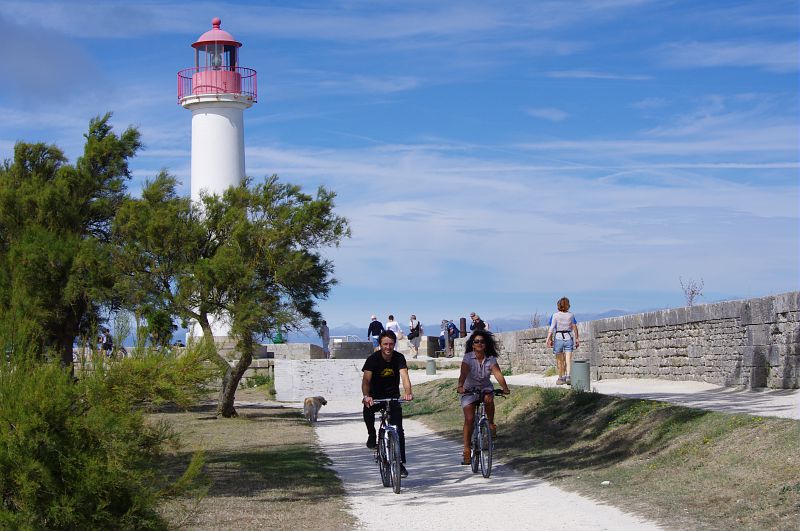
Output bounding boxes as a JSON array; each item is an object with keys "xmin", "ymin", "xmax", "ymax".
[
  {"xmin": 113, "ymin": 173, "xmax": 350, "ymax": 415},
  {"xmin": 243, "ymin": 374, "xmax": 276, "ymax": 398},
  {"xmin": 113, "ymin": 174, "xmax": 350, "ymax": 343},
  {"xmin": 0, "ymin": 115, "xmax": 141, "ymax": 364},
  {"xmin": 142, "ymin": 309, "xmax": 177, "ymax": 351},
  {"xmin": 0, "ymin": 361, "xmax": 166, "ymax": 529},
  {"xmin": 543, "ymin": 366, "xmax": 558, "ymax": 377},
  {"xmin": 92, "ymin": 343, "xmax": 218, "ymax": 411},
  {"xmin": 0, "ymin": 349, "xmax": 214, "ymax": 528}
]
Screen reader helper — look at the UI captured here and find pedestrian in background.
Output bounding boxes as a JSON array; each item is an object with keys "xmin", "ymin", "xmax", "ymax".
[
  {"xmin": 407, "ymin": 314, "xmax": 423, "ymax": 358},
  {"xmin": 367, "ymin": 315, "xmax": 384, "ymax": 349},
  {"xmin": 319, "ymin": 320, "xmax": 330, "ymax": 358},
  {"xmin": 469, "ymin": 312, "xmax": 486, "ymax": 332},
  {"xmin": 386, "ymin": 315, "xmax": 403, "ymax": 340},
  {"xmin": 545, "ymin": 297, "xmax": 579, "ymax": 385}
]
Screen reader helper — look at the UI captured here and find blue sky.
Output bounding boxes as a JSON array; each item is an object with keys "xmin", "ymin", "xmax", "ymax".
[{"xmin": 0, "ymin": 0, "xmax": 798, "ymax": 328}]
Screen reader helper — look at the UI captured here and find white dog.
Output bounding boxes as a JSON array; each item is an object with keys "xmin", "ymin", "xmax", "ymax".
[{"xmin": 303, "ymin": 396, "xmax": 327, "ymax": 422}]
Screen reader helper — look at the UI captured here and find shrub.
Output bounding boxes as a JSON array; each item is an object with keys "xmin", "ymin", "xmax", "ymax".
[{"xmin": 0, "ymin": 349, "xmax": 213, "ymax": 529}]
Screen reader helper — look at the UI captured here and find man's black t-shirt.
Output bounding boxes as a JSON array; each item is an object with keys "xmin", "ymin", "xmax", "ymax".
[{"xmin": 362, "ymin": 351, "xmax": 407, "ymax": 399}]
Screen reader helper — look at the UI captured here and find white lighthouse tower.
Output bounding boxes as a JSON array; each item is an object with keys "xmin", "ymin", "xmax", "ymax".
[
  {"xmin": 178, "ymin": 18, "xmax": 257, "ymax": 340},
  {"xmin": 178, "ymin": 17, "xmax": 257, "ymax": 201}
]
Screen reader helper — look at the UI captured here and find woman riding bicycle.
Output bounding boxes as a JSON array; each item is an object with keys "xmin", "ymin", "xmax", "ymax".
[{"xmin": 456, "ymin": 330, "xmax": 510, "ymax": 465}]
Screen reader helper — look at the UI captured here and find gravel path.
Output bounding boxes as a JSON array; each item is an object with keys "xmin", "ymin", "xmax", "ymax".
[{"xmin": 315, "ymin": 398, "xmax": 661, "ymax": 531}]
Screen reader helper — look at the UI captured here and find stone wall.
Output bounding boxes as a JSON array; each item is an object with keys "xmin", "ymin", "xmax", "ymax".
[
  {"xmin": 460, "ymin": 292, "xmax": 800, "ymax": 389},
  {"xmin": 275, "ymin": 359, "xmax": 365, "ymax": 401}
]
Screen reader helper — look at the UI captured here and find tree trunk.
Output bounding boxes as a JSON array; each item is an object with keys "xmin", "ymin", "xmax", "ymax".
[
  {"xmin": 58, "ymin": 331, "xmax": 75, "ymax": 376},
  {"xmin": 217, "ymin": 333, "xmax": 254, "ymax": 418}
]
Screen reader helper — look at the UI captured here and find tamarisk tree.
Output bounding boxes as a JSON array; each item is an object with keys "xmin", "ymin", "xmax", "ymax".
[
  {"xmin": 0, "ymin": 115, "xmax": 141, "ymax": 365},
  {"xmin": 113, "ymin": 173, "xmax": 349, "ymax": 417}
]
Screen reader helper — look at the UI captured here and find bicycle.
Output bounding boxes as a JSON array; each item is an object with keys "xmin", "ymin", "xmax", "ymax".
[
  {"xmin": 464, "ymin": 388, "xmax": 506, "ymax": 478},
  {"xmin": 372, "ymin": 398, "xmax": 405, "ymax": 494}
]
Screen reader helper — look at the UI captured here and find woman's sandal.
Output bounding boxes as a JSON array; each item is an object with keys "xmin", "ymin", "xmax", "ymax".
[{"xmin": 461, "ymin": 449, "xmax": 471, "ymax": 465}]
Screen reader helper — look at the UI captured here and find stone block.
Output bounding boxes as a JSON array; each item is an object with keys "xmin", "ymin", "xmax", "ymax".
[
  {"xmin": 331, "ymin": 341, "xmax": 373, "ymax": 359},
  {"xmin": 745, "ymin": 324, "xmax": 769, "ymax": 346},
  {"xmin": 773, "ymin": 291, "xmax": 800, "ymax": 314}
]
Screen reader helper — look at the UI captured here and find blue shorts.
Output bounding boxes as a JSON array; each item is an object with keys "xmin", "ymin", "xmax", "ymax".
[{"xmin": 553, "ymin": 337, "xmax": 574, "ymax": 354}]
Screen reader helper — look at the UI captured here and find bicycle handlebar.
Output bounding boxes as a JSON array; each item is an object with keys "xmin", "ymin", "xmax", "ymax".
[{"xmin": 371, "ymin": 398, "xmax": 407, "ymax": 404}]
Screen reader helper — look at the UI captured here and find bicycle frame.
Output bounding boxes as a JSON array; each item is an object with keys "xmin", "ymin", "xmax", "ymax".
[
  {"xmin": 372, "ymin": 398, "xmax": 405, "ymax": 494},
  {"xmin": 466, "ymin": 388, "xmax": 504, "ymax": 478}
]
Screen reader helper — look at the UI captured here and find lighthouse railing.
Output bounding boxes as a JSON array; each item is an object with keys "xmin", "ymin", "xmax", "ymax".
[{"xmin": 177, "ymin": 66, "xmax": 257, "ymax": 102}]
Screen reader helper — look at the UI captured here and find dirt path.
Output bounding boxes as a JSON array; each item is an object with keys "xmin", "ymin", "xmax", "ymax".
[{"xmin": 314, "ymin": 398, "xmax": 662, "ymax": 531}]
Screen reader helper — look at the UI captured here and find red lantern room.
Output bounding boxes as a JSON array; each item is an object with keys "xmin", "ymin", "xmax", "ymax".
[{"xmin": 177, "ymin": 17, "xmax": 257, "ymax": 102}]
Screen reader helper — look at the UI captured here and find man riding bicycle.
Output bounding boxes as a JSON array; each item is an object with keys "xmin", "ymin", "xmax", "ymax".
[
  {"xmin": 362, "ymin": 330, "xmax": 414, "ymax": 478},
  {"xmin": 457, "ymin": 330, "xmax": 510, "ymax": 465}
]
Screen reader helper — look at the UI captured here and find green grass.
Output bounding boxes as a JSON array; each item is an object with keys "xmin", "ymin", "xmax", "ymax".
[
  {"xmin": 153, "ymin": 400, "xmax": 354, "ymax": 530},
  {"xmin": 406, "ymin": 378, "xmax": 800, "ymax": 530}
]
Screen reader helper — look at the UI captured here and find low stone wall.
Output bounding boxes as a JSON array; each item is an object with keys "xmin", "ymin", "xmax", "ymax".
[
  {"xmin": 471, "ymin": 292, "xmax": 799, "ymax": 389},
  {"xmin": 396, "ymin": 336, "xmax": 440, "ymax": 358},
  {"xmin": 275, "ymin": 359, "xmax": 364, "ymax": 401},
  {"xmin": 269, "ymin": 343, "xmax": 326, "ymax": 360},
  {"xmin": 330, "ymin": 340, "xmax": 373, "ymax": 359}
]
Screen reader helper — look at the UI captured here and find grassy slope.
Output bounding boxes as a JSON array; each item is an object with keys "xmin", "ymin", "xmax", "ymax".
[
  {"xmin": 151, "ymin": 388, "xmax": 354, "ymax": 530},
  {"xmin": 404, "ymin": 379, "xmax": 800, "ymax": 530}
]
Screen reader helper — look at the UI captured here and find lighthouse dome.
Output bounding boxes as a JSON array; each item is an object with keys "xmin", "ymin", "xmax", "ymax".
[{"xmin": 193, "ymin": 17, "xmax": 241, "ymax": 48}]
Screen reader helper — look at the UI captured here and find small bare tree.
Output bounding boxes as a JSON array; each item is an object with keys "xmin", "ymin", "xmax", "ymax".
[
  {"xmin": 680, "ymin": 277, "xmax": 704, "ymax": 307},
  {"xmin": 530, "ymin": 311, "xmax": 541, "ymax": 328}
]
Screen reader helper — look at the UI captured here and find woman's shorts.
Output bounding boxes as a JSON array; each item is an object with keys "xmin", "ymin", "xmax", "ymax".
[
  {"xmin": 553, "ymin": 337, "xmax": 574, "ymax": 354},
  {"xmin": 460, "ymin": 388, "xmax": 492, "ymax": 409}
]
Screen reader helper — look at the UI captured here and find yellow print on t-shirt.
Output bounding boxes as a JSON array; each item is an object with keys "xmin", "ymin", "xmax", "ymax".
[{"xmin": 380, "ymin": 368, "xmax": 395, "ymax": 377}]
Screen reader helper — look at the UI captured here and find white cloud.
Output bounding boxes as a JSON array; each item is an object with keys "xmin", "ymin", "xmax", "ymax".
[
  {"xmin": 631, "ymin": 97, "xmax": 667, "ymax": 110},
  {"xmin": 526, "ymin": 107, "xmax": 569, "ymax": 122},
  {"xmin": 543, "ymin": 70, "xmax": 652, "ymax": 80},
  {"xmin": 658, "ymin": 40, "xmax": 799, "ymax": 73}
]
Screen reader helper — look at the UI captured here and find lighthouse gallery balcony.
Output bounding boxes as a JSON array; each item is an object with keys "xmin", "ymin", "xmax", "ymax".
[{"xmin": 177, "ymin": 66, "xmax": 257, "ymax": 103}]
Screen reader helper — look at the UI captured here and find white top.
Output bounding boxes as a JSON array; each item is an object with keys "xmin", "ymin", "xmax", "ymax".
[
  {"xmin": 386, "ymin": 320, "xmax": 403, "ymax": 335},
  {"xmin": 549, "ymin": 311, "xmax": 576, "ymax": 334}
]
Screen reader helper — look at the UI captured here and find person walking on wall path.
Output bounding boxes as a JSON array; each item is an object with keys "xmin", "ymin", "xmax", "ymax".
[
  {"xmin": 407, "ymin": 314, "xmax": 422, "ymax": 358},
  {"xmin": 545, "ymin": 297, "xmax": 580, "ymax": 385},
  {"xmin": 386, "ymin": 315, "xmax": 403, "ymax": 340},
  {"xmin": 319, "ymin": 320, "xmax": 330, "ymax": 358},
  {"xmin": 367, "ymin": 315, "xmax": 384, "ymax": 350}
]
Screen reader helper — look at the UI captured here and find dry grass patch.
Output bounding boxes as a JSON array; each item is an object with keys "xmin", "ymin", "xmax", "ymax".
[
  {"xmin": 151, "ymin": 388, "xmax": 355, "ymax": 530},
  {"xmin": 405, "ymin": 379, "xmax": 800, "ymax": 530}
]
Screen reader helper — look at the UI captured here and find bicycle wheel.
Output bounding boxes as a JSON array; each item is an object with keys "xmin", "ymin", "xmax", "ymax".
[
  {"xmin": 378, "ymin": 430, "xmax": 391, "ymax": 487},
  {"xmin": 470, "ymin": 421, "xmax": 480, "ymax": 474},
  {"xmin": 478, "ymin": 418, "xmax": 493, "ymax": 478},
  {"xmin": 388, "ymin": 430, "xmax": 401, "ymax": 494}
]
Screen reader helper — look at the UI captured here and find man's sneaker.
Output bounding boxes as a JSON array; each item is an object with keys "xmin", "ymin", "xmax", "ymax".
[
  {"xmin": 366, "ymin": 434, "xmax": 376, "ymax": 449},
  {"xmin": 565, "ymin": 376, "xmax": 572, "ymax": 385},
  {"xmin": 400, "ymin": 464, "xmax": 408, "ymax": 478},
  {"xmin": 556, "ymin": 377, "xmax": 566, "ymax": 385}
]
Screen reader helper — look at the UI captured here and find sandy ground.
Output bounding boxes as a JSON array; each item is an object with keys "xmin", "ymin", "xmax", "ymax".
[{"xmin": 314, "ymin": 397, "xmax": 662, "ymax": 531}]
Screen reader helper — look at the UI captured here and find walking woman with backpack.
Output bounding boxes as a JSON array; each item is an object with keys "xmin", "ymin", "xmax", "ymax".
[{"xmin": 545, "ymin": 297, "xmax": 580, "ymax": 385}]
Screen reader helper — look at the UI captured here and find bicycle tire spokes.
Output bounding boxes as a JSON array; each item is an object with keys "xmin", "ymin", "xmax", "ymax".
[
  {"xmin": 389, "ymin": 431, "xmax": 401, "ymax": 494},
  {"xmin": 479, "ymin": 418, "xmax": 493, "ymax": 478}
]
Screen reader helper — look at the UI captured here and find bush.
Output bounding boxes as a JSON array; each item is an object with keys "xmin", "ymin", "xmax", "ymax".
[
  {"xmin": 93, "ymin": 342, "xmax": 217, "ymax": 411},
  {"xmin": 0, "ymin": 350, "xmax": 213, "ymax": 529}
]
